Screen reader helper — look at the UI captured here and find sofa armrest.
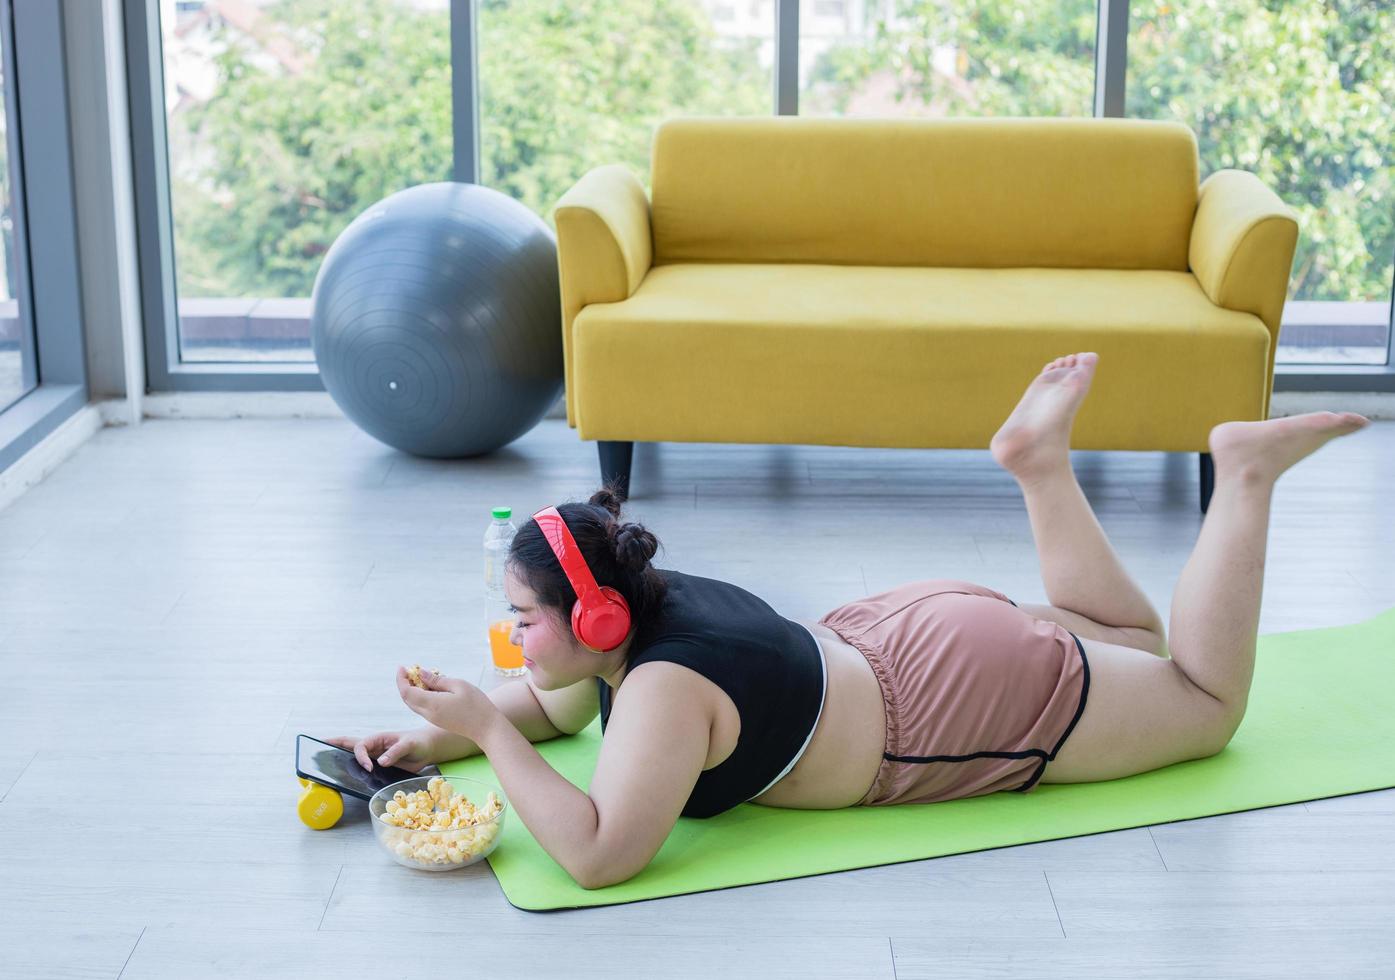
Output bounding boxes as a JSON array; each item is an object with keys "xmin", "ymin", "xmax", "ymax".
[
  {"xmin": 1189, "ymin": 169, "xmax": 1299, "ymax": 341},
  {"xmin": 554, "ymin": 165, "xmax": 653, "ymax": 427}
]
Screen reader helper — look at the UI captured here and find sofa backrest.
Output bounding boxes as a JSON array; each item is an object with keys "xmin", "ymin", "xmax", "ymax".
[{"xmin": 650, "ymin": 117, "xmax": 1198, "ymax": 271}]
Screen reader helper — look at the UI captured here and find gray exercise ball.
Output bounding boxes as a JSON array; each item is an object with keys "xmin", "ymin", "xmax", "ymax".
[{"xmin": 311, "ymin": 181, "xmax": 563, "ymax": 458}]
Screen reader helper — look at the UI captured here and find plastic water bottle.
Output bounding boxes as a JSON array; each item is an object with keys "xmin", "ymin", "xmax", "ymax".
[{"xmin": 484, "ymin": 506, "xmax": 526, "ymax": 677}]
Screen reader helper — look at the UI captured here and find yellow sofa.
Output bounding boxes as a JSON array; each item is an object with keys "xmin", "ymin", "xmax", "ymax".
[{"xmin": 554, "ymin": 117, "xmax": 1299, "ymax": 510}]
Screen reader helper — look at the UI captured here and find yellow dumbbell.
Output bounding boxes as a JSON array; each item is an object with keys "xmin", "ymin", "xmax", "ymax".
[{"xmin": 297, "ymin": 776, "xmax": 344, "ymax": 830}]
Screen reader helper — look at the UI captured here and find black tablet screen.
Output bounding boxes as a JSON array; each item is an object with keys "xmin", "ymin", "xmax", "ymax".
[{"xmin": 296, "ymin": 734, "xmax": 421, "ymax": 801}]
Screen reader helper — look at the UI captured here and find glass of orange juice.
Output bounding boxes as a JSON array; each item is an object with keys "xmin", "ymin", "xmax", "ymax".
[{"xmin": 489, "ymin": 618, "xmax": 527, "ymax": 676}]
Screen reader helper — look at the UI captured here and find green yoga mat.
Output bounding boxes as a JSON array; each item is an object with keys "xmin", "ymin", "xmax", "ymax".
[{"xmin": 440, "ymin": 607, "xmax": 1395, "ymax": 910}]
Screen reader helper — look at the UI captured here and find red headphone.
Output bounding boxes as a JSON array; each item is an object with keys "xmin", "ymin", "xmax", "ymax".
[{"xmin": 530, "ymin": 506, "xmax": 633, "ymax": 652}]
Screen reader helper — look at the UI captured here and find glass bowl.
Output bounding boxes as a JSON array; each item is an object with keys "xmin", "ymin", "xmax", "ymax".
[{"xmin": 369, "ymin": 775, "xmax": 507, "ymax": 872}]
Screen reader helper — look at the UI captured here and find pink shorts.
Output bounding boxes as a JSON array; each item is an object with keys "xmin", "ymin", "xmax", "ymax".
[{"xmin": 818, "ymin": 579, "xmax": 1090, "ymax": 806}]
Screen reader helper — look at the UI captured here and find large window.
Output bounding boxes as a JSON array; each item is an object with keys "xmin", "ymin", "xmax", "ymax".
[
  {"xmin": 1127, "ymin": 0, "xmax": 1395, "ymax": 365},
  {"xmin": 799, "ymin": 0, "xmax": 1097, "ymax": 117},
  {"xmin": 477, "ymin": 0, "xmax": 772, "ymax": 221},
  {"xmin": 159, "ymin": 0, "xmax": 452, "ymax": 364},
  {"xmin": 128, "ymin": 0, "xmax": 1393, "ymax": 389},
  {"xmin": 0, "ymin": 14, "xmax": 33, "ymax": 414}
]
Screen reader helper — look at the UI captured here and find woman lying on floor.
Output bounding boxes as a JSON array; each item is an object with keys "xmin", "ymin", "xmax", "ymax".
[{"xmin": 333, "ymin": 352, "xmax": 1369, "ymax": 890}]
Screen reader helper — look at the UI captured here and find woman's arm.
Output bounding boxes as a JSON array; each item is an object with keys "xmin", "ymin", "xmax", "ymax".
[
  {"xmin": 471, "ymin": 662, "xmax": 710, "ymax": 889},
  {"xmin": 428, "ymin": 677, "xmax": 568, "ymax": 761}
]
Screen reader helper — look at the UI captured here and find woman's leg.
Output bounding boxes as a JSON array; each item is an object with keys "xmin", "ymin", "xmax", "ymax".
[
  {"xmin": 1165, "ymin": 411, "xmax": 1368, "ymax": 725},
  {"xmin": 1043, "ymin": 408, "xmax": 1370, "ymax": 784},
  {"xmin": 990, "ymin": 353, "xmax": 1166, "ymax": 647}
]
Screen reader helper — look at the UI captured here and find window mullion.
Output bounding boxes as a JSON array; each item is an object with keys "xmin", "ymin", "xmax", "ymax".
[
  {"xmin": 775, "ymin": 0, "xmax": 799, "ymax": 115},
  {"xmin": 452, "ymin": 0, "xmax": 480, "ymax": 184},
  {"xmin": 1094, "ymin": 0, "xmax": 1129, "ymax": 118}
]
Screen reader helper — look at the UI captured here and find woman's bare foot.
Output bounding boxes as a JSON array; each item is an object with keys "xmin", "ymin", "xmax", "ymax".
[
  {"xmin": 991, "ymin": 352, "xmax": 1099, "ymax": 482},
  {"xmin": 1209, "ymin": 412, "xmax": 1370, "ymax": 486}
]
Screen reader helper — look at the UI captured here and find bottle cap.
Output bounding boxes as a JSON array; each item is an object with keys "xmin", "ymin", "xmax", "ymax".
[{"xmin": 492, "ymin": 506, "xmax": 512, "ymax": 520}]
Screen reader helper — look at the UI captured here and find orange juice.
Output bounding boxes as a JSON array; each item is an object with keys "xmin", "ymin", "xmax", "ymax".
[{"xmin": 489, "ymin": 618, "xmax": 526, "ymax": 673}]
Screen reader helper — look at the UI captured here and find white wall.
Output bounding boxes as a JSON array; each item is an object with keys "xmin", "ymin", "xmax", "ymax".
[{"xmin": 62, "ymin": 0, "xmax": 144, "ymax": 421}]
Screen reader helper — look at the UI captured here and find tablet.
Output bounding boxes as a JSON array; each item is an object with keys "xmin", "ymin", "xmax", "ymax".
[{"xmin": 295, "ymin": 733, "xmax": 423, "ymax": 801}]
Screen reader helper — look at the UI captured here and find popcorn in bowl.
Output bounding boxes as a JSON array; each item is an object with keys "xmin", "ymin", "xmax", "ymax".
[{"xmin": 369, "ymin": 775, "xmax": 506, "ymax": 871}]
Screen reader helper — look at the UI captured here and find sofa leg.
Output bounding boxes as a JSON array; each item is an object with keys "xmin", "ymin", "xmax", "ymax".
[
  {"xmin": 598, "ymin": 441, "xmax": 635, "ymax": 500},
  {"xmin": 1199, "ymin": 452, "xmax": 1215, "ymax": 514}
]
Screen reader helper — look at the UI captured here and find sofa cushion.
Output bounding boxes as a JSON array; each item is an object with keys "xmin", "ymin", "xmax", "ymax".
[
  {"xmin": 571, "ymin": 264, "xmax": 1271, "ymax": 451},
  {"xmin": 650, "ymin": 117, "xmax": 1199, "ymax": 272}
]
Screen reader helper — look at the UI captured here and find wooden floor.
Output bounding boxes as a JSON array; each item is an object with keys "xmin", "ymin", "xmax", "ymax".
[{"xmin": 2, "ymin": 416, "xmax": 1392, "ymax": 979}]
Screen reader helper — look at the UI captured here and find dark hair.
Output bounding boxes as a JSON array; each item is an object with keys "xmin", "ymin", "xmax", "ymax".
[{"xmin": 506, "ymin": 480, "xmax": 668, "ymax": 652}]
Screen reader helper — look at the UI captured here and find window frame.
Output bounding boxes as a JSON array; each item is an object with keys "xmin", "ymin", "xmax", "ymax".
[
  {"xmin": 123, "ymin": 0, "xmax": 322, "ymax": 392},
  {"xmin": 0, "ymin": 0, "xmax": 89, "ymax": 473},
  {"xmin": 0, "ymin": 0, "xmax": 35, "ymax": 406}
]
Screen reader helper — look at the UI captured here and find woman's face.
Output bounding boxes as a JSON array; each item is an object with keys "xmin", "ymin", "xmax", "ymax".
[{"xmin": 504, "ymin": 568, "xmax": 593, "ymax": 690}]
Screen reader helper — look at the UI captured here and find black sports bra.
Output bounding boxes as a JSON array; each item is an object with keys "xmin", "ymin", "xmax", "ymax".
[{"xmin": 597, "ymin": 569, "xmax": 827, "ymax": 818}]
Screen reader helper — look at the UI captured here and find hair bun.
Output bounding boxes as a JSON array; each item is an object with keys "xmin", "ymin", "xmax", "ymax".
[
  {"xmin": 587, "ymin": 483, "xmax": 625, "ymax": 520},
  {"xmin": 614, "ymin": 522, "xmax": 659, "ymax": 571}
]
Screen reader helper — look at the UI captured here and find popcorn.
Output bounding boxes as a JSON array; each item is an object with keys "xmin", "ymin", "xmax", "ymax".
[
  {"xmin": 378, "ymin": 776, "xmax": 504, "ymax": 866},
  {"xmin": 406, "ymin": 665, "xmax": 440, "ymax": 689}
]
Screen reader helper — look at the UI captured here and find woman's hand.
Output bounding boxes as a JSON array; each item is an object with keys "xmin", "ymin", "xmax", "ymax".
[
  {"xmin": 396, "ymin": 666, "xmax": 502, "ymax": 743},
  {"xmin": 324, "ymin": 727, "xmax": 441, "ymax": 774}
]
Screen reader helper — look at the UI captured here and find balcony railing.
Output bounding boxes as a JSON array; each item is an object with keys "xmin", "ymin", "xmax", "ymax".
[{"xmin": 166, "ymin": 297, "xmax": 1393, "ymax": 367}]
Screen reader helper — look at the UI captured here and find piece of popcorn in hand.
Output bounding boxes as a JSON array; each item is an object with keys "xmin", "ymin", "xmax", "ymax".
[{"xmin": 406, "ymin": 664, "xmax": 441, "ymax": 689}]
